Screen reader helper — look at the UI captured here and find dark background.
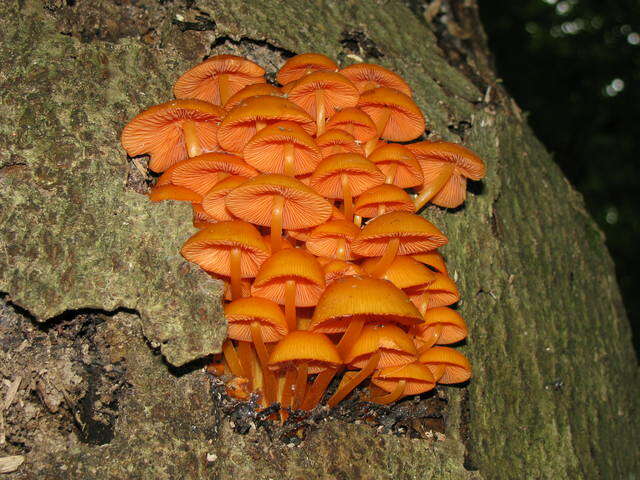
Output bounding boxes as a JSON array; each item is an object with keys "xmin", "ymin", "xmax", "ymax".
[{"xmin": 480, "ymin": 0, "xmax": 640, "ymax": 355}]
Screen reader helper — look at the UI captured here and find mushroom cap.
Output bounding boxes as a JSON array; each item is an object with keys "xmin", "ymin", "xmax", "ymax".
[
  {"xmin": 287, "ymin": 205, "xmax": 345, "ymax": 242},
  {"xmin": 367, "ymin": 143, "xmax": 423, "ymax": 188},
  {"xmin": 222, "ymin": 277, "xmax": 252, "ymax": 301},
  {"xmin": 268, "ymin": 331, "xmax": 342, "ymax": 374},
  {"xmin": 315, "ymin": 129, "xmax": 364, "ymax": 157},
  {"xmin": 322, "ymin": 259, "xmax": 365, "ymax": 285},
  {"xmin": 407, "ymin": 272, "xmax": 460, "ymax": 309},
  {"xmin": 201, "ymin": 175, "xmax": 249, "ymax": 221},
  {"xmin": 223, "ymin": 83, "xmax": 283, "ymax": 111},
  {"xmin": 218, "ymin": 96, "xmax": 316, "ymax": 153},
  {"xmin": 226, "ymin": 174, "xmax": 332, "ymax": 230},
  {"xmin": 180, "ymin": 220, "xmax": 269, "ymax": 277},
  {"xmin": 243, "ymin": 121, "xmax": 321, "ymax": 176},
  {"xmin": 252, "ymin": 248, "xmax": 325, "ymax": 307},
  {"xmin": 192, "ymin": 203, "xmax": 217, "ymax": 228},
  {"xmin": 340, "ymin": 63, "xmax": 412, "ymax": 97},
  {"xmin": 353, "ymin": 184, "xmax": 415, "ymax": 218},
  {"xmin": 305, "ymin": 220, "xmax": 361, "ymax": 260},
  {"xmin": 351, "ymin": 211, "xmax": 448, "ymax": 257},
  {"xmin": 361, "ymin": 256, "xmax": 436, "ymax": 290},
  {"xmin": 371, "ymin": 362, "xmax": 436, "ymax": 395},
  {"xmin": 286, "ymin": 72, "xmax": 359, "ymax": 121},
  {"xmin": 411, "ymin": 251, "xmax": 448, "ymax": 274},
  {"xmin": 407, "ymin": 141, "xmax": 486, "ymax": 208},
  {"xmin": 419, "ymin": 346, "xmax": 471, "ymax": 384},
  {"xmin": 413, "ymin": 307, "xmax": 468, "ymax": 346},
  {"xmin": 174, "ymin": 54, "xmax": 266, "ymax": 105},
  {"xmin": 121, "ymin": 99, "xmax": 226, "ymax": 172},
  {"xmin": 224, "ymin": 297, "xmax": 288, "ymax": 343},
  {"xmin": 310, "ymin": 276, "xmax": 422, "ymax": 333},
  {"xmin": 310, "ymin": 153, "xmax": 385, "ymax": 200},
  {"xmin": 148, "ymin": 184, "xmax": 202, "ymax": 203},
  {"xmin": 170, "ymin": 153, "xmax": 258, "ymax": 196},
  {"xmin": 325, "ymin": 107, "xmax": 378, "ymax": 142},
  {"xmin": 344, "ymin": 324, "xmax": 417, "ymax": 369},
  {"xmin": 357, "ymin": 87, "xmax": 425, "ymax": 142},
  {"xmin": 276, "ymin": 53, "xmax": 339, "ymax": 85}
]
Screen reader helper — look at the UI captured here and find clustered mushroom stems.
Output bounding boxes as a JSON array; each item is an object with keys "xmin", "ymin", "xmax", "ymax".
[{"xmin": 122, "ymin": 52, "xmax": 485, "ymax": 418}]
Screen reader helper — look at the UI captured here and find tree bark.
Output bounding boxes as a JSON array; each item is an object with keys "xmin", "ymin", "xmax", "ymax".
[{"xmin": 0, "ymin": 0, "xmax": 637, "ymax": 478}]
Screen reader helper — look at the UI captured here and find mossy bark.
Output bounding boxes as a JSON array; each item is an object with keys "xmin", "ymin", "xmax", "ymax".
[{"xmin": 0, "ymin": 0, "xmax": 637, "ymax": 478}]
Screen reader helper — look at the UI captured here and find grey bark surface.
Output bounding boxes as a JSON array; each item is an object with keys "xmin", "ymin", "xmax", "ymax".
[{"xmin": 0, "ymin": 0, "xmax": 638, "ymax": 478}]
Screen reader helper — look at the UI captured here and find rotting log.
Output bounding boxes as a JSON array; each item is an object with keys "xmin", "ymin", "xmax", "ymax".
[{"xmin": 0, "ymin": 1, "xmax": 638, "ymax": 478}]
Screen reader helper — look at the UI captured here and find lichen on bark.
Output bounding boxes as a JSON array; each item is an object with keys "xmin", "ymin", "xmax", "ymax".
[{"xmin": 0, "ymin": 0, "xmax": 638, "ymax": 478}]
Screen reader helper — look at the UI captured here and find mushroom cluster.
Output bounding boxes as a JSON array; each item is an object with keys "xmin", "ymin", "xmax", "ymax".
[{"xmin": 121, "ymin": 53, "xmax": 485, "ymax": 418}]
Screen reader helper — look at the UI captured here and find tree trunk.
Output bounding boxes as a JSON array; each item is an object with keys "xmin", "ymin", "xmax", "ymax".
[{"xmin": 0, "ymin": 0, "xmax": 637, "ymax": 478}]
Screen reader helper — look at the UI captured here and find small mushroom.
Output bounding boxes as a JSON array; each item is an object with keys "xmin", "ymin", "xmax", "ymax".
[
  {"xmin": 305, "ymin": 220, "xmax": 360, "ymax": 261},
  {"xmin": 276, "ymin": 53, "xmax": 339, "ymax": 85},
  {"xmin": 340, "ymin": 63, "xmax": 412, "ymax": 96},
  {"xmin": 325, "ymin": 107, "xmax": 378, "ymax": 143},
  {"xmin": 370, "ymin": 362, "xmax": 436, "ymax": 404},
  {"xmin": 419, "ymin": 346, "xmax": 471, "ymax": 384},
  {"xmin": 412, "ymin": 307, "xmax": 468, "ymax": 352}
]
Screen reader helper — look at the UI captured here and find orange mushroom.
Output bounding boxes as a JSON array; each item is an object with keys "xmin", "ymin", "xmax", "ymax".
[
  {"xmin": 201, "ymin": 175, "xmax": 248, "ymax": 221},
  {"xmin": 327, "ymin": 324, "xmax": 418, "ymax": 407},
  {"xmin": 121, "ymin": 100, "xmax": 225, "ymax": 172},
  {"xmin": 251, "ymin": 248, "xmax": 325, "ymax": 331},
  {"xmin": 353, "ymin": 184, "xmax": 415, "ymax": 221},
  {"xmin": 243, "ymin": 121, "xmax": 321, "ymax": 176},
  {"xmin": 223, "ymin": 83, "xmax": 283, "ymax": 111},
  {"xmin": 315, "ymin": 129, "xmax": 364, "ymax": 157},
  {"xmin": 407, "ymin": 272, "xmax": 460, "ymax": 315},
  {"xmin": 192, "ymin": 203, "xmax": 217, "ymax": 229},
  {"xmin": 340, "ymin": 63, "xmax": 412, "ymax": 96},
  {"xmin": 217, "ymin": 96, "xmax": 315, "ymax": 153},
  {"xmin": 367, "ymin": 143, "xmax": 423, "ymax": 188},
  {"xmin": 361, "ymin": 256, "xmax": 436, "ymax": 299},
  {"xmin": 286, "ymin": 72, "xmax": 359, "ymax": 135},
  {"xmin": 407, "ymin": 141, "xmax": 486, "ymax": 210},
  {"xmin": 321, "ymin": 259, "xmax": 365, "ymax": 285},
  {"xmin": 357, "ymin": 87, "xmax": 425, "ymax": 155},
  {"xmin": 224, "ymin": 297, "xmax": 288, "ymax": 404},
  {"xmin": 412, "ymin": 307, "xmax": 468, "ymax": 352},
  {"xmin": 170, "ymin": 153, "xmax": 258, "ymax": 196},
  {"xmin": 324, "ymin": 107, "xmax": 378, "ymax": 143},
  {"xmin": 180, "ymin": 220, "xmax": 269, "ymax": 300},
  {"xmin": 148, "ymin": 184, "xmax": 202, "ymax": 203},
  {"xmin": 419, "ymin": 347, "xmax": 471, "ymax": 384},
  {"xmin": 174, "ymin": 54, "xmax": 266, "ymax": 105},
  {"xmin": 287, "ymin": 205, "xmax": 345, "ymax": 243},
  {"xmin": 225, "ymin": 174, "xmax": 332, "ymax": 252},
  {"xmin": 310, "ymin": 153, "xmax": 385, "ymax": 222},
  {"xmin": 305, "ymin": 220, "xmax": 360, "ymax": 261},
  {"xmin": 268, "ymin": 331, "xmax": 342, "ymax": 412},
  {"xmin": 351, "ymin": 211, "xmax": 448, "ymax": 277},
  {"xmin": 370, "ymin": 362, "xmax": 435, "ymax": 404},
  {"xmin": 276, "ymin": 53, "xmax": 338, "ymax": 85},
  {"xmin": 310, "ymin": 276, "xmax": 422, "ymax": 357},
  {"xmin": 411, "ymin": 250, "xmax": 448, "ymax": 275}
]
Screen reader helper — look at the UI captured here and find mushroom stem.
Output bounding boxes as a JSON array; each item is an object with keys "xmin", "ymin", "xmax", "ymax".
[
  {"xmin": 336, "ymin": 238, "xmax": 347, "ymax": 261},
  {"xmin": 369, "ymin": 237, "xmax": 400, "ymax": 277},
  {"xmin": 222, "ymin": 339, "xmax": 244, "ymax": 377},
  {"xmin": 341, "ymin": 173, "xmax": 353, "ymax": 222},
  {"xmin": 292, "ymin": 362, "xmax": 308, "ymax": 410},
  {"xmin": 270, "ymin": 195, "xmax": 285, "ymax": 252},
  {"xmin": 301, "ymin": 367, "xmax": 339, "ymax": 410},
  {"xmin": 182, "ymin": 120, "xmax": 203, "ymax": 157},
  {"xmin": 283, "ymin": 143, "xmax": 295, "ymax": 176},
  {"xmin": 218, "ymin": 74, "xmax": 232, "ymax": 105},
  {"xmin": 371, "ymin": 380, "xmax": 406, "ymax": 405},
  {"xmin": 414, "ymin": 163, "xmax": 455, "ymax": 210},
  {"xmin": 280, "ymin": 368, "xmax": 297, "ymax": 422},
  {"xmin": 384, "ymin": 163, "xmax": 398, "ymax": 185},
  {"xmin": 327, "ymin": 351, "xmax": 381, "ymax": 408},
  {"xmin": 237, "ymin": 341, "xmax": 254, "ymax": 388},
  {"xmin": 251, "ymin": 322, "xmax": 277, "ymax": 405},
  {"xmin": 353, "ymin": 215, "xmax": 362, "ymax": 227},
  {"xmin": 229, "ymin": 247, "xmax": 242, "ymax": 300},
  {"xmin": 284, "ymin": 279, "xmax": 297, "ymax": 331},
  {"xmin": 316, "ymin": 89, "xmax": 326, "ymax": 136},
  {"xmin": 418, "ymin": 323, "xmax": 443, "ymax": 353},
  {"xmin": 336, "ymin": 318, "xmax": 364, "ymax": 357}
]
